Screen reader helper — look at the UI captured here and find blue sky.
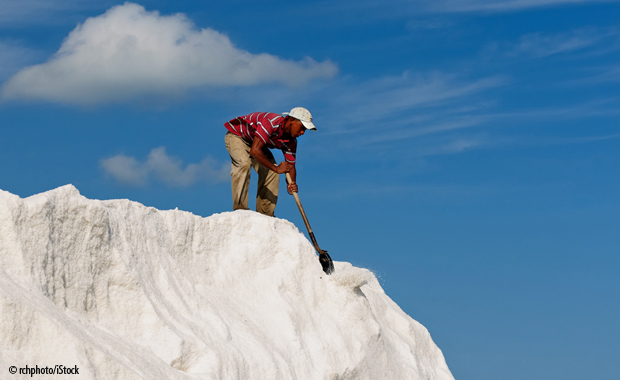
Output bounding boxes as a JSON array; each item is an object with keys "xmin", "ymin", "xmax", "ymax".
[{"xmin": 1, "ymin": 0, "xmax": 619, "ymax": 378}]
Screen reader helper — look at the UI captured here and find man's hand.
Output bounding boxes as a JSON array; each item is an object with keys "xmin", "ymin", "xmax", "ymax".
[
  {"xmin": 286, "ymin": 165, "xmax": 298, "ymax": 193},
  {"xmin": 287, "ymin": 181, "xmax": 298, "ymax": 194},
  {"xmin": 250, "ymin": 137, "xmax": 292, "ymax": 174},
  {"xmin": 274, "ymin": 161, "xmax": 292, "ymax": 174}
]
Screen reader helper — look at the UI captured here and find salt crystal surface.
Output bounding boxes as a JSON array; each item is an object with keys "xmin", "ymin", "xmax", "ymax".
[{"xmin": 0, "ymin": 185, "xmax": 454, "ymax": 380}]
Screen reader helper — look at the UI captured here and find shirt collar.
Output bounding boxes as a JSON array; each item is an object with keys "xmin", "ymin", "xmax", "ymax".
[{"xmin": 274, "ymin": 116, "xmax": 294, "ymax": 142}]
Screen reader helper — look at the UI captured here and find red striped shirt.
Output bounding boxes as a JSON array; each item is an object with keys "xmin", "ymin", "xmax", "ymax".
[{"xmin": 225, "ymin": 112, "xmax": 297, "ymax": 164}]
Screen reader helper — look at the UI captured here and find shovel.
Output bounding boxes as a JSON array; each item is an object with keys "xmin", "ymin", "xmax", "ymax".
[{"xmin": 286, "ymin": 172, "xmax": 335, "ymax": 275}]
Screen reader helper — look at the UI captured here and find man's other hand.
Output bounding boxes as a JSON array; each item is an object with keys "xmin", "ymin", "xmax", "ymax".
[
  {"xmin": 275, "ymin": 161, "xmax": 292, "ymax": 174},
  {"xmin": 287, "ymin": 181, "xmax": 298, "ymax": 194}
]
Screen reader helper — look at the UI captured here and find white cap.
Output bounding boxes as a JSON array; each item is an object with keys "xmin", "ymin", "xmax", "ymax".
[{"xmin": 282, "ymin": 107, "xmax": 317, "ymax": 130}]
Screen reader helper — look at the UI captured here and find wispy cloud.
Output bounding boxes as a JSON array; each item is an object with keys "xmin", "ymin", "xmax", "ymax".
[
  {"xmin": 296, "ymin": 0, "xmax": 616, "ymax": 20},
  {"xmin": 485, "ymin": 98, "xmax": 620, "ymax": 120},
  {"xmin": 555, "ymin": 132, "xmax": 620, "ymax": 143},
  {"xmin": 424, "ymin": 0, "xmax": 617, "ymax": 13},
  {"xmin": 506, "ymin": 28, "xmax": 620, "ymax": 58},
  {"xmin": 416, "ymin": 136, "xmax": 488, "ymax": 156},
  {"xmin": 288, "ymin": 71, "xmax": 509, "ymax": 161},
  {"xmin": 315, "ymin": 178, "xmax": 502, "ymax": 201},
  {"xmin": 331, "ymin": 71, "xmax": 506, "ymax": 127},
  {"xmin": 567, "ymin": 65, "xmax": 620, "ymax": 85},
  {"xmin": 407, "ymin": 100, "xmax": 620, "ymax": 154},
  {"xmin": 405, "ymin": 18, "xmax": 455, "ymax": 31},
  {"xmin": 326, "ymin": 0, "xmax": 618, "ymax": 18},
  {"xmin": 361, "ymin": 116, "xmax": 490, "ymax": 145},
  {"xmin": 101, "ymin": 147, "xmax": 229, "ymax": 187},
  {"xmin": 1, "ymin": 2, "xmax": 337, "ymax": 105},
  {"xmin": 0, "ymin": 0, "xmax": 109, "ymax": 25},
  {"xmin": 306, "ymin": 64, "xmax": 620, "ymax": 162}
]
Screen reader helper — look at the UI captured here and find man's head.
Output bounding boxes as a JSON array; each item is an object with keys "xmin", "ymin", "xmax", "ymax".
[
  {"xmin": 283, "ymin": 117, "xmax": 306, "ymax": 138},
  {"xmin": 282, "ymin": 107, "xmax": 316, "ymax": 131}
]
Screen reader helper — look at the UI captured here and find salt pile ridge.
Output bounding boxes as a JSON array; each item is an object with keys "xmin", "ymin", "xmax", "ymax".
[{"xmin": 0, "ymin": 185, "xmax": 454, "ymax": 380}]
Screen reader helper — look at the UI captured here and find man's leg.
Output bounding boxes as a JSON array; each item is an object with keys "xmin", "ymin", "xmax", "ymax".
[
  {"xmin": 225, "ymin": 132, "xmax": 252, "ymax": 211},
  {"xmin": 254, "ymin": 149, "xmax": 279, "ymax": 217}
]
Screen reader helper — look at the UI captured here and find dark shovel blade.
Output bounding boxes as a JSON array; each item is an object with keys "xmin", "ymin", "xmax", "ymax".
[{"xmin": 319, "ymin": 250, "xmax": 334, "ymax": 275}]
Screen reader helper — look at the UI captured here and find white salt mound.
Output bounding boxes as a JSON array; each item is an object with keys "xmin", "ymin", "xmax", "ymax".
[{"xmin": 0, "ymin": 185, "xmax": 454, "ymax": 380}]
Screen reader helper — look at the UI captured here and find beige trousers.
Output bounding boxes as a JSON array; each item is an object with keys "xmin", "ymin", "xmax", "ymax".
[{"xmin": 225, "ymin": 132, "xmax": 279, "ymax": 216}]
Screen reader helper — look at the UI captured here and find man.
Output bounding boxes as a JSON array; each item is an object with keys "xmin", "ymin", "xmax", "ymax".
[{"xmin": 224, "ymin": 107, "xmax": 316, "ymax": 216}]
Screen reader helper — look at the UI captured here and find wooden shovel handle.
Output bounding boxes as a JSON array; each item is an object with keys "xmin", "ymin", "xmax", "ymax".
[
  {"xmin": 285, "ymin": 172, "xmax": 334, "ymax": 275},
  {"xmin": 285, "ymin": 172, "xmax": 321, "ymax": 252}
]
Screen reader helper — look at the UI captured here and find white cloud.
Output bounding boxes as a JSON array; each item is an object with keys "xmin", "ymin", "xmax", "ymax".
[
  {"xmin": 0, "ymin": 41, "xmax": 40, "ymax": 80},
  {"xmin": 101, "ymin": 147, "xmax": 229, "ymax": 187},
  {"xmin": 1, "ymin": 2, "xmax": 337, "ymax": 105}
]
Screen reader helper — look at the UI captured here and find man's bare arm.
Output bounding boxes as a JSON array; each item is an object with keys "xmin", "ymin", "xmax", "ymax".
[{"xmin": 249, "ymin": 137, "xmax": 291, "ymax": 174}]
